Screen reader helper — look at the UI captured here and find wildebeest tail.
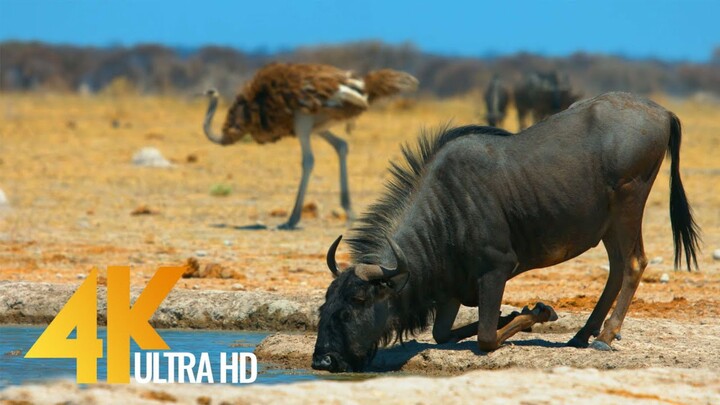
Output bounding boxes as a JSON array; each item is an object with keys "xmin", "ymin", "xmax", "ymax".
[
  {"xmin": 667, "ymin": 112, "xmax": 701, "ymax": 270},
  {"xmin": 364, "ymin": 69, "xmax": 419, "ymax": 103}
]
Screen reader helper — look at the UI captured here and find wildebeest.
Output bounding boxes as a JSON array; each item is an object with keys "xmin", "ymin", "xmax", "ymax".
[
  {"xmin": 514, "ymin": 71, "xmax": 580, "ymax": 130},
  {"xmin": 484, "ymin": 76, "xmax": 509, "ymax": 127},
  {"xmin": 312, "ymin": 92, "xmax": 700, "ymax": 373}
]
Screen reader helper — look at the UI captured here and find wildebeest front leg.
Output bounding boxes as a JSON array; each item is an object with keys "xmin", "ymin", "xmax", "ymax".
[
  {"xmin": 476, "ymin": 268, "xmax": 558, "ymax": 351},
  {"xmin": 433, "ymin": 300, "xmax": 529, "ymax": 344}
]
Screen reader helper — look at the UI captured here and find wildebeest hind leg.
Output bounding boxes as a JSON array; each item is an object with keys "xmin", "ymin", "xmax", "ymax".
[
  {"xmin": 593, "ymin": 231, "xmax": 647, "ymax": 350},
  {"xmin": 568, "ymin": 230, "xmax": 625, "ymax": 348}
]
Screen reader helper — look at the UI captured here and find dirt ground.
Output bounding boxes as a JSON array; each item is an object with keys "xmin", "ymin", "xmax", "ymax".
[{"xmin": 1, "ymin": 92, "xmax": 719, "ymax": 321}]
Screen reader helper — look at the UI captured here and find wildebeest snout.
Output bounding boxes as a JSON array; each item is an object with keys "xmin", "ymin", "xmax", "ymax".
[{"xmin": 311, "ymin": 352, "xmax": 345, "ymax": 372}]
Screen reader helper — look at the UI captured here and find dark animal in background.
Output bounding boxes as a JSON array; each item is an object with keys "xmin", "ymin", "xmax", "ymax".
[
  {"xmin": 485, "ymin": 75, "xmax": 510, "ymax": 127},
  {"xmin": 484, "ymin": 76, "xmax": 510, "ymax": 127},
  {"xmin": 312, "ymin": 92, "xmax": 699, "ymax": 373},
  {"xmin": 202, "ymin": 62, "xmax": 418, "ymax": 230},
  {"xmin": 514, "ymin": 71, "xmax": 580, "ymax": 130}
]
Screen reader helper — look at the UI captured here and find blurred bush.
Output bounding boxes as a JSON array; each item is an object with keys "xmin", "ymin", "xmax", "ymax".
[{"xmin": 1, "ymin": 40, "xmax": 718, "ymax": 98}]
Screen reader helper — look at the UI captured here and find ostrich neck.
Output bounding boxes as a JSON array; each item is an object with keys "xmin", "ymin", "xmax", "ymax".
[{"xmin": 203, "ymin": 96, "xmax": 226, "ymax": 145}]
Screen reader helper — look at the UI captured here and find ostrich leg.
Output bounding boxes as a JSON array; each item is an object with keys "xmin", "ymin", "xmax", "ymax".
[
  {"xmin": 318, "ymin": 130, "xmax": 355, "ymax": 223},
  {"xmin": 277, "ymin": 113, "xmax": 315, "ymax": 230}
]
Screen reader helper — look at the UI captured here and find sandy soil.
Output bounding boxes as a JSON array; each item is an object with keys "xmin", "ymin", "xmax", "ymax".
[
  {"xmin": 255, "ymin": 313, "xmax": 720, "ymax": 374},
  {"xmin": 1, "ymin": 93, "xmax": 719, "ymax": 317},
  {"xmin": 2, "ymin": 367, "xmax": 718, "ymax": 404}
]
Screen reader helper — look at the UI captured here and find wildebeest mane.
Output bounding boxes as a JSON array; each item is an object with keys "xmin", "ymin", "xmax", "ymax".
[
  {"xmin": 346, "ymin": 124, "xmax": 511, "ymax": 343},
  {"xmin": 347, "ymin": 124, "xmax": 511, "ymax": 261}
]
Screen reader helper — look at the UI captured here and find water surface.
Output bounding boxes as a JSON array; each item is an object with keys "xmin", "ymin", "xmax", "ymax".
[{"xmin": 1, "ymin": 326, "xmax": 319, "ymax": 388}]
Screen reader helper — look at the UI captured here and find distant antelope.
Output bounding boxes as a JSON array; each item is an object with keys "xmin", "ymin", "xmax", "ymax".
[
  {"xmin": 202, "ymin": 62, "xmax": 418, "ymax": 230},
  {"xmin": 484, "ymin": 75, "xmax": 509, "ymax": 128}
]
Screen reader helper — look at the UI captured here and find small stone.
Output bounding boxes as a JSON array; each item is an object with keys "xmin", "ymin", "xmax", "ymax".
[
  {"xmin": 270, "ymin": 208, "xmax": 288, "ymax": 217},
  {"xmin": 195, "ymin": 250, "xmax": 207, "ymax": 257},
  {"xmin": 231, "ymin": 283, "xmax": 246, "ymax": 291},
  {"xmin": 660, "ymin": 273, "xmax": 670, "ymax": 284},
  {"xmin": 132, "ymin": 147, "xmax": 172, "ymax": 168},
  {"xmin": 4, "ymin": 350, "xmax": 22, "ymax": 357},
  {"xmin": 0, "ymin": 188, "xmax": 8, "ymax": 206},
  {"xmin": 302, "ymin": 202, "xmax": 319, "ymax": 218},
  {"xmin": 713, "ymin": 249, "xmax": 720, "ymax": 261},
  {"xmin": 76, "ymin": 274, "xmax": 86, "ymax": 280},
  {"xmin": 599, "ymin": 264, "xmax": 610, "ymax": 272},
  {"xmin": 192, "ymin": 285, "xmax": 200, "ymax": 290},
  {"xmin": 650, "ymin": 257, "xmax": 663, "ymax": 265},
  {"xmin": 219, "ymin": 267, "xmax": 235, "ymax": 279},
  {"xmin": 131, "ymin": 205, "xmax": 159, "ymax": 216},
  {"xmin": 331, "ymin": 208, "xmax": 347, "ymax": 221},
  {"xmin": 223, "ymin": 240, "xmax": 232, "ymax": 246}
]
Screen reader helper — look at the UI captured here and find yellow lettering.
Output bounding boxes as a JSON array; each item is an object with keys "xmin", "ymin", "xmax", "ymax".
[
  {"xmin": 24, "ymin": 269, "xmax": 103, "ymax": 383},
  {"xmin": 106, "ymin": 266, "xmax": 184, "ymax": 383}
]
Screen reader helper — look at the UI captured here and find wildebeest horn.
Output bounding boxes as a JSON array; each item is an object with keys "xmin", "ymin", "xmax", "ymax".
[
  {"xmin": 355, "ymin": 236, "xmax": 409, "ymax": 286},
  {"xmin": 326, "ymin": 235, "xmax": 343, "ymax": 277},
  {"xmin": 380, "ymin": 236, "xmax": 408, "ymax": 278}
]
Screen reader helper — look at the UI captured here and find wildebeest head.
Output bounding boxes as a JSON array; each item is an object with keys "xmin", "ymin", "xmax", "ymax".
[{"xmin": 312, "ymin": 235, "xmax": 409, "ymax": 372}]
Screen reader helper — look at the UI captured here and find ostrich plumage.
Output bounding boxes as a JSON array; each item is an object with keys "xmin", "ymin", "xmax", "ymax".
[{"xmin": 203, "ymin": 62, "xmax": 418, "ymax": 230}]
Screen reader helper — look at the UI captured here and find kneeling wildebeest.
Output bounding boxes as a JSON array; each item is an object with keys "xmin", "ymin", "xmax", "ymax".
[
  {"xmin": 484, "ymin": 75, "xmax": 509, "ymax": 127},
  {"xmin": 311, "ymin": 92, "xmax": 700, "ymax": 373}
]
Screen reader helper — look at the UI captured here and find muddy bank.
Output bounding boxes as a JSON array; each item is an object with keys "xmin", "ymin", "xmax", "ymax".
[
  {"xmin": 256, "ymin": 313, "xmax": 720, "ymax": 374},
  {"xmin": 0, "ymin": 281, "xmax": 322, "ymax": 331},
  {"xmin": 2, "ymin": 367, "xmax": 718, "ymax": 404}
]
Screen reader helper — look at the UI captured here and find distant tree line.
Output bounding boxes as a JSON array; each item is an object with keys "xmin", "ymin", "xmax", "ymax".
[{"xmin": 1, "ymin": 41, "xmax": 719, "ymax": 98}]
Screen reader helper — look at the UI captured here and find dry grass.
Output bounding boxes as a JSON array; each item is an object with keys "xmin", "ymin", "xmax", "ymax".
[{"xmin": 0, "ymin": 92, "xmax": 718, "ymax": 316}]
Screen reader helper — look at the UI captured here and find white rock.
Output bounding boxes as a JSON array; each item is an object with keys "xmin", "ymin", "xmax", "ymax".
[
  {"xmin": 132, "ymin": 147, "xmax": 172, "ymax": 168},
  {"xmin": 650, "ymin": 256, "xmax": 663, "ymax": 265},
  {"xmin": 713, "ymin": 249, "xmax": 720, "ymax": 261},
  {"xmin": 231, "ymin": 283, "xmax": 245, "ymax": 291},
  {"xmin": 660, "ymin": 273, "xmax": 670, "ymax": 284},
  {"xmin": 0, "ymin": 188, "xmax": 8, "ymax": 206},
  {"xmin": 195, "ymin": 250, "xmax": 207, "ymax": 257},
  {"xmin": 223, "ymin": 240, "xmax": 233, "ymax": 246}
]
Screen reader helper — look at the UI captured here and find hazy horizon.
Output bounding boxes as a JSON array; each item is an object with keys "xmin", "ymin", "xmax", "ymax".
[{"xmin": 1, "ymin": 0, "xmax": 719, "ymax": 63}]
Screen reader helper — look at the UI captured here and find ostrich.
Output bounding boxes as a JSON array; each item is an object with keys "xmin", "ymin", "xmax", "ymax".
[{"xmin": 202, "ymin": 62, "xmax": 418, "ymax": 230}]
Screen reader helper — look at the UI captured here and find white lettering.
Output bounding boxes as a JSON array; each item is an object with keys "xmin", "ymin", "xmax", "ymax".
[
  {"xmin": 220, "ymin": 352, "xmax": 238, "ymax": 383},
  {"xmin": 196, "ymin": 353, "xmax": 213, "ymax": 383},
  {"xmin": 240, "ymin": 353, "xmax": 257, "ymax": 383}
]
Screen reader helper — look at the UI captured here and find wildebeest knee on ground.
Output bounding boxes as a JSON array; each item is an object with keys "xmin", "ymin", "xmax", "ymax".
[
  {"xmin": 484, "ymin": 76, "xmax": 509, "ymax": 127},
  {"xmin": 312, "ymin": 92, "xmax": 700, "ymax": 373}
]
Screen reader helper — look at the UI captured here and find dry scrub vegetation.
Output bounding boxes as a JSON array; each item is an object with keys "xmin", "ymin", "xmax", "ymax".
[{"xmin": 0, "ymin": 93, "xmax": 718, "ymax": 319}]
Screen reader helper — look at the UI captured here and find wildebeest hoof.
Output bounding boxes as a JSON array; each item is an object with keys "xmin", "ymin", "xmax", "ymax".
[
  {"xmin": 566, "ymin": 337, "xmax": 590, "ymax": 348},
  {"xmin": 589, "ymin": 340, "xmax": 613, "ymax": 351},
  {"xmin": 524, "ymin": 302, "xmax": 559, "ymax": 323}
]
